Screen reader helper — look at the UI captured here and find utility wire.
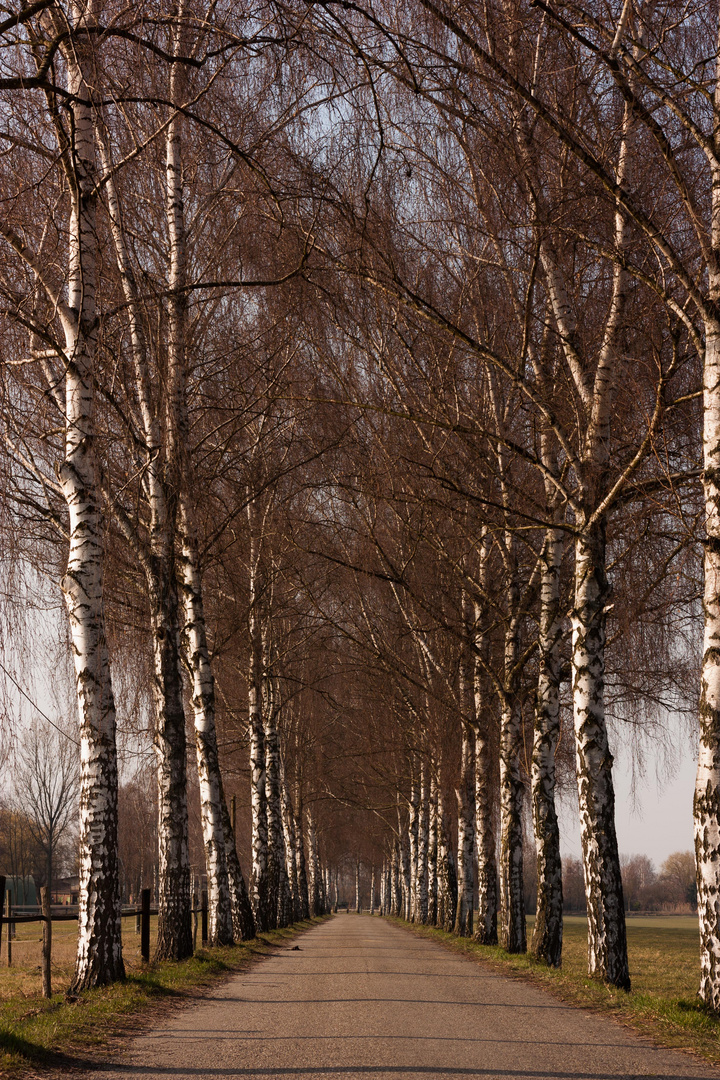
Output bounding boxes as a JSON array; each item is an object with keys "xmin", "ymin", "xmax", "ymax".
[{"xmin": 0, "ymin": 656, "xmax": 80, "ymax": 747}]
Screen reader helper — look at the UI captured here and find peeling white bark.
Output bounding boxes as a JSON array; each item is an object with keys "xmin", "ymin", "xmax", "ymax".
[
  {"xmin": 415, "ymin": 762, "xmax": 429, "ymax": 924},
  {"xmin": 573, "ymin": 524, "xmax": 628, "ymax": 988},
  {"xmin": 58, "ymin": 1, "xmax": 124, "ymax": 992},
  {"xmin": 531, "ymin": 527, "xmax": 564, "ymax": 967}
]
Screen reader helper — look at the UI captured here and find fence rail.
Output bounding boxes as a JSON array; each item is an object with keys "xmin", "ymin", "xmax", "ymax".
[{"xmin": 0, "ymin": 876, "xmax": 209, "ymax": 994}]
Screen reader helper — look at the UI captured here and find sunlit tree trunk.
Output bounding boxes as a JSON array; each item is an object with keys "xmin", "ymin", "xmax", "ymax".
[
  {"xmin": 390, "ymin": 840, "xmax": 401, "ymax": 916},
  {"xmin": 219, "ymin": 789, "xmax": 255, "ymax": 941},
  {"xmin": 306, "ymin": 806, "xmax": 322, "ymax": 916},
  {"xmin": 408, "ymin": 779, "xmax": 419, "ymax": 920},
  {"xmin": 531, "ymin": 526, "xmax": 564, "ymax": 967},
  {"xmin": 248, "ymin": 526, "xmax": 271, "ymax": 931},
  {"xmin": 573, "ymin": 522, "xmax": 628, "ymax": 986},
  {"xmin": 437, "ymin": 785, "xmax": 457, "ymax": 931},
  {"xmin": 427, "ymin": 770, "xmax": 438, "ymax": 925},
  {"xmin": 499, "ymin": 689, "xmax": 525, "ymax": 954},
  {"xmin": 264, "ymin": 673, "xmax": 290, "ymax": 928},
  {"xmin": 398, "ymin": 804, "xmax": 411, "ymax": 920},
  {"xmin": 54, "ymin": 0, "xmax": 124, "ymax": 992},
  {"xmin": 455, "ymin": 657, "xmax": 475, "ymax": 936},
  {"xmin": 474, "ymin": 714, "xmax": 498, "ymax": 945},
  {"xmin": 416, "ymin": 762, "xmax": 429, "ymax": 923},
  {"xmin": 281, "ymin": 776, "xmax": 302, "ymax": 921},
  {"xmin": 294, "ymin": 786, "xmax": 310, "ymax": 919}
]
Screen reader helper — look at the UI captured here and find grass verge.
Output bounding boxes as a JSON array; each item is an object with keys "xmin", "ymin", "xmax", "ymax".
[
  {"xmin": 0, "ymin": 917, "xmax": 328, "ymax": 1076},
  {"xmin": 388, "ymin": 914, "xmax": 720, "ymax": 1067}
]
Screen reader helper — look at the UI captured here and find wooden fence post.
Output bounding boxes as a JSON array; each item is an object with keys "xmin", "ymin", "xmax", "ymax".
[
  {"xmin": 192, "ymin": 884, "xmax": 198, "ymax": 953},
  {"xmin": 141, "ymin": 888, "xmax": 151, "ymax": 963},
  {"xmin": 41, "ymin": 886, "xmax": 51, "ymax": 998},
  {"xmin": 5, "ymin": 889, "xmax": 11, "ymax": 966},
  {"xmin": 201, "ymin": 890, "xmax": 208, "ymax": 946},
  {"xmin": 0, "ymin": 876, "xmax": 5, "ymax": 964}
]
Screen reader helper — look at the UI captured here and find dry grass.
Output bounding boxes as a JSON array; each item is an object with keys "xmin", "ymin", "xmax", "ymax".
[
  {"xmin": 0, "ymin": 916, "xmax": 328, "ymax": 1075},
  {"xmin": 0, "ymin": 915, "xmax": 158, "ymax": 1002}
]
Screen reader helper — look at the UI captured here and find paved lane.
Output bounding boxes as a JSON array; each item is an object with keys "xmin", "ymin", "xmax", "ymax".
[{"xmin": 90, "ymin": 914, "xmax": 720, "ymax": 1079}]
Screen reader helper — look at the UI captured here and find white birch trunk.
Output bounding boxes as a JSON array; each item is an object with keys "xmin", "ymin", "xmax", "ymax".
[
  {"xmin": 179, "ymin": 511, "xmax": 233, "ymax": 946},
  {"xmin": 248, "ymin": 531, "xmax": 271, "ymax": 931},
  {"xmin": 572, "ymin": 524, "xmax": 629, "ymax": 987},
  {"xmin": 456, "ymin": 648, "xmax": 476, "ymax": 937},
  {"xmin": 263, "ymin": 676, "xmax": 291, "ymax": 928},
  {"xmin": 294, "ymin": 788, "xmax": 310, "ymax": 919},
  {"xmin": 437, "ymin": 785, "xmax": 457, "ymax": 931},
  {"xmin": 219, "ymin": 785, "xmax": 255, "ymax": 940},
  {"xmin": 398, "ymin": 805, "xmax": 411, "ymax": 920},
  {"xmin": 57, "ymin": 1, "xmax": 124, "ymax": 992},
  {"xmin": 408, "ymin": 780, "xmax": 419, "ymax": 920},
  {"xmin": 695, "ymin": 23, "xmax": 720, "ymax": 999},
  {"xmin": 416, "ymin": 762, "xmax": 429, "ymax": 924},
  {"xmin": 306, "ymin": 807, "xmax": 322, "ymax": 916},
  {"xmin": 355, "ymin": 862, "xmax": 361, "ymax": 912},
  {"xmin": 499, "ymin": 691, "xmax": 526, "ymax": 954},
  {"xmin": 474, "ymin": 720, "xmax": 498, "ymax": 945},
  {"xmin": 390, "ymin": 840, "xmax": 401, "ymax": 916},
  {"xmin": 281, "ymin": 775, "xmax": 302, "ymax": 921},
  {"xmin": 531, "ymin": 526, "xmax": 564, "ymax": 967},
  {"xmin": 152, "ymin": 37, "xmax": 194, "ymax": 961},
  {"xmin": 427, "ymin": 770, "xmax": 438, "ymax": 926}
]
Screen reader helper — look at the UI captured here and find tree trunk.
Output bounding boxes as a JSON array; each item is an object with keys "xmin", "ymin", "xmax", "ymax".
[
  {"xmin": 390, "ymin": 841, "xmax": 401, "ymax": 916},
  {"xmin": 179, "ymin": 511, "xmax": 233, "ymax": 946},
  {"xmin": 416, "ymin": 762, "xmax": 429, "ymax": 924},
  {"xmin": 573, "ymin": 522, "xmax": 629, "ymax": 988},
  {"xmin": 499, "ymin": 691, "xmax": 526, "ymax": 954},
  {"xmin": 294, "ymin": 788, "xmax": 310, "ymax": 919},
  {"xmin": 437, "ymin": 786, "xmax": 457, "ymax": 932},
  {"xmin": 55, "ymin": 2, "xmax": 124, "ymax": 994},
  {"xmin": 152, "ymin": 17, "xmax": 195, "ymax": 963},
  {"xmin": 427, "ymin": 770, "xmax": 438, "ymax": 926},
  {"xmin": 281, "ymin": 778, "xmax": 302, "ymax": 921},
  {"xmin": 398, "ymin": 810, "xmax": 411, "ymax": 920},
  {"xmin": 531, "ymin": 526, "xmax": 564, "ymax": 967},
  {"xmin": 248, "ymin": 557, "xmax": 271, "ymax": 930},
  {"xmin": 408, "ymin": 780, "xmax": 419, "ymax": 920},
  {"xmin": 474, "ymin": 715, "xmax": 498, "ymax": 945},
  {"xmin": 264, "ymin": 678, "xmax": 290, "ymax": 928},
  {"xmin": 219, "ymin": 787, "xmax": 255, "ymax": 941},
  {"xmin": 306, "ymin": 806, "xmax": 322, "ymax": 916},
  {"xmin": 455, "ymin": 723, "xmax": 475, "ymax": 937}
]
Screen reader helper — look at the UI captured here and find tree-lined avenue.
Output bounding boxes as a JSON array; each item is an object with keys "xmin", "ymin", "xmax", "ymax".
[{"xmin": 88, "ymin": 916, "xmax": 719, "ymax": 1080}]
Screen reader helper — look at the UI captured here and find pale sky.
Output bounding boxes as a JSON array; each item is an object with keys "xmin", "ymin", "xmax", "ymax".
[{"xmin": 559, "ymin": 720, "xmax": 697, "ymax": 869}]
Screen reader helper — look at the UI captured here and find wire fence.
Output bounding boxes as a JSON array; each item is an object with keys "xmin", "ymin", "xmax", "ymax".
[{"xmin": 0, "ymin": 875, "xmax": 209, "ymax": 996}]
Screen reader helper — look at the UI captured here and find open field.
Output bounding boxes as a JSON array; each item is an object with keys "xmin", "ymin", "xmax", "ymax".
[
  {"xmin": 393, "ymin": 913, "xmax": 720, "ymax": 1066},
  {"xmin": 0, "ymin": 917, "xmax": 329, "ymax": 1075},
  {"xmin": 0, "ymin": 916, "xmax": 160, "ymax": 1002}
]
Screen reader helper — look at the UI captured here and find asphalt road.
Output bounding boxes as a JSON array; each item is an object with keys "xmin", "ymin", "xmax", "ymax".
[{"xmin": 89, "ymin": 914, "xmax": 720, "ymax": 1079}]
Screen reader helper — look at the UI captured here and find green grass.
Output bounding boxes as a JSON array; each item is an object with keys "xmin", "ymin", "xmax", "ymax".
[
  {"xmin": 0, "ymin": 918, "xmax": 328, "ymax": 1075},
  {"xmin": 390, "ymin": 913, "xmax": 720, "ymax": 1066}
]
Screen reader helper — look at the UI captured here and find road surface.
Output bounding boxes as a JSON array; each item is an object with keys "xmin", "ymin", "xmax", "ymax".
[{"xmin": 89, "ymin": 914, "xmax": 720, "ymax": 1079}]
